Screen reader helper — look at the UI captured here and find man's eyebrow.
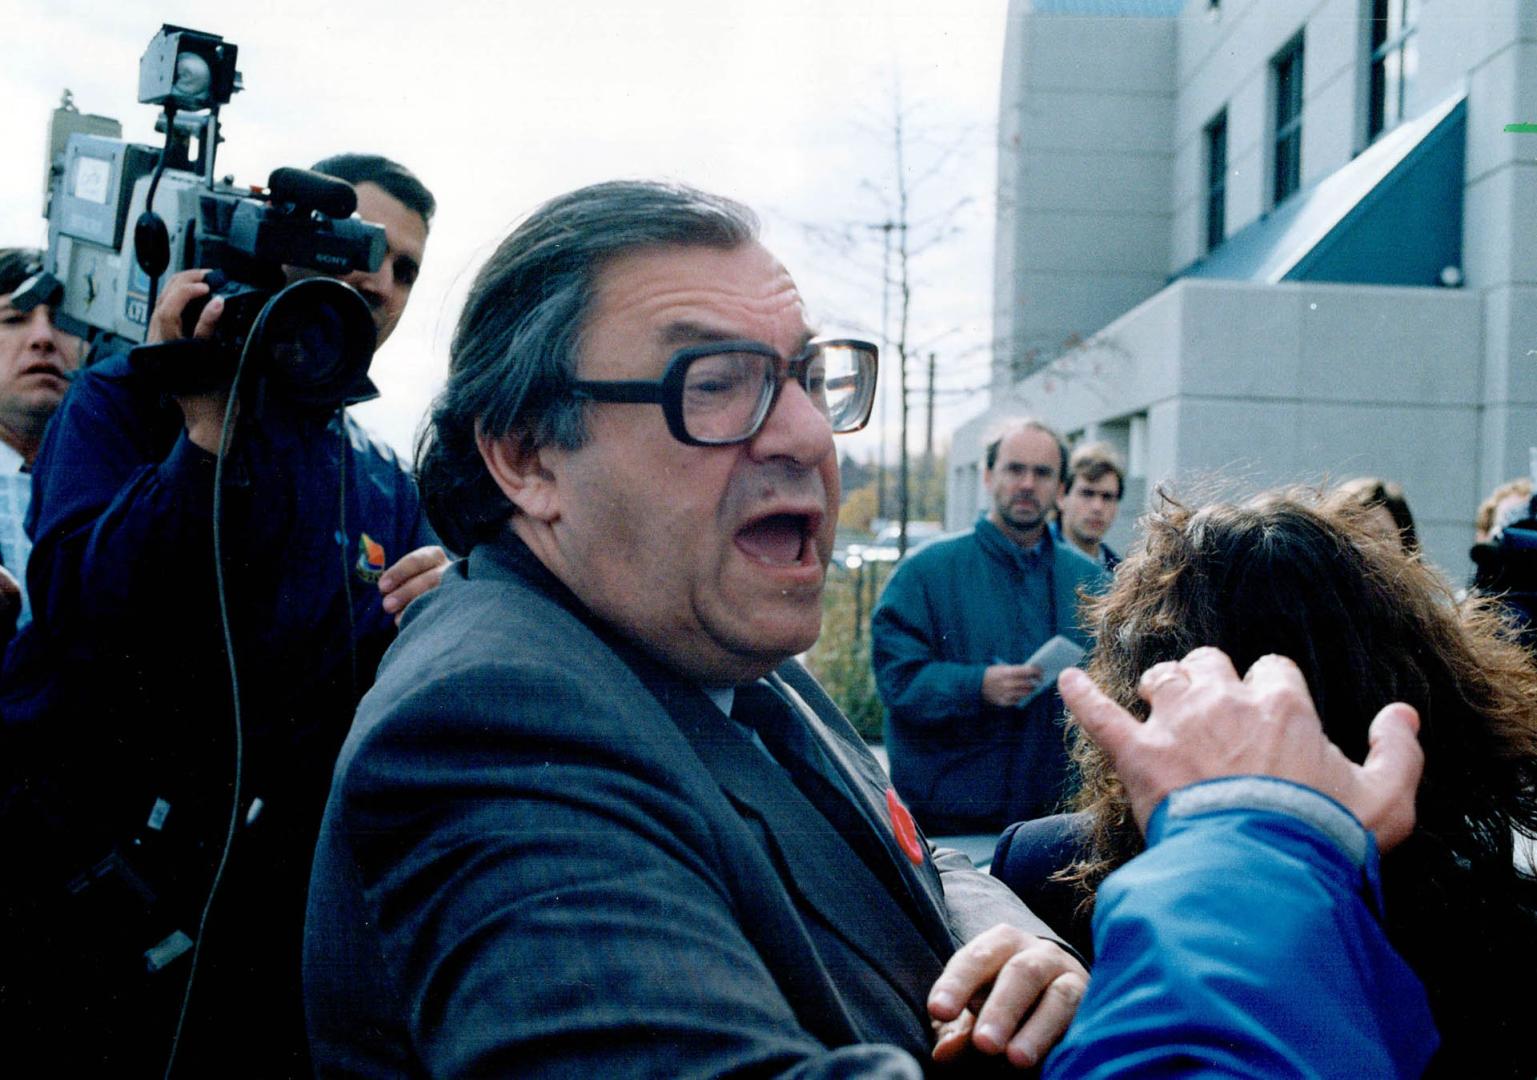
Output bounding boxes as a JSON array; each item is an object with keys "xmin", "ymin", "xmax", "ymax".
[
  {"xmin": 659, "ymin": 321, "xmax": 819, "ymax": 353},
  {"xmin": 659, "ymin": 321, "xmax": 747, "ymax": 347}
]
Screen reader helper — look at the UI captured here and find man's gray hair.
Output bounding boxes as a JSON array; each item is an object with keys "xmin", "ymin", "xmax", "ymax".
[{"xmin": 416, "ymin": 180, "xmax": 759, "ymax": 554}]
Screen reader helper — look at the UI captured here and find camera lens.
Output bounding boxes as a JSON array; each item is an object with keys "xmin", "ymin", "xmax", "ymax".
[{"xmin": 248, "ymin": 279, "xmax": 376, "ymax": 410}]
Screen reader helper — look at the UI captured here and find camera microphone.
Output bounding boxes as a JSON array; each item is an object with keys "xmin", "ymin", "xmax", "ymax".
[{"xmin": 267, "ymin": 168, "xmax": 357, "ymax": 219}]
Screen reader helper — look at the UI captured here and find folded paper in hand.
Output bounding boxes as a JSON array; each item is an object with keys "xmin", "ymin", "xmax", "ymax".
[{"xmin": 1019, "ymin": 635, "xmax": 1085, "ymax": 708}]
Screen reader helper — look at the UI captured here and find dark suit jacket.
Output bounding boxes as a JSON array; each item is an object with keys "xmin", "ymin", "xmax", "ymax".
[
  {"xmin": 305, "ymin": 534, "xmax": 1062, "ymax": 1077},
  {"xmin": 991, "ymin": 812, "xmax": 1096, "ymax": 963}
]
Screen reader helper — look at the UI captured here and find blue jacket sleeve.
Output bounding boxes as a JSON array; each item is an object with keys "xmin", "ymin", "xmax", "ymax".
[
  {"xmin": 23, "ymin": 357, "xmax": 228, "ymax": 646},
  {"xmin": 19, "ymin": 359, "xmax": 423, "ymax": 681},
  {"xmin": 870, "ymin": 556, "xmax": 988, "ymax": 727},
  {"xmin": 1045, "ymin": 778, "xmax": 1439, "ymax": 1079}
]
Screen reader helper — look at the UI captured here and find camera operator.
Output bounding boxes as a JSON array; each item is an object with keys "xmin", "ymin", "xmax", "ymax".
[
  {"xmin": 0, "ymin": 155, "xmax": 444, "ymax": 1077},
  {"xmin": 0, "ymin": 248, "xmax": 85, "ymax": 641}
]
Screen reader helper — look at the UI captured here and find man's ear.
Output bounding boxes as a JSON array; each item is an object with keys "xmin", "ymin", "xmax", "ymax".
[{"xmin": 477, "ymin": 428, "xmax": 560, "ymax": 522}]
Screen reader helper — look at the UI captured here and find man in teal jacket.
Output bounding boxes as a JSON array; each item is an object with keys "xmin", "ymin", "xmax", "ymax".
[{"xmin": 872, "ymin": 419, "xmax": 1108, "ymax": 833}]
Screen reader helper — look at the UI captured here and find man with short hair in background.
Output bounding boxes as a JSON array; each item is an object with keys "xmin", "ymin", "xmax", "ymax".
[
  {"xmin": 0, "ymin": 248, "xmax": 84, "ymax": 639},
  {"xmin": 872, "ymin": 419, "xmax": 1109, "ymax": 834},
  {"xmin": 306, "ymin": 153, "xmax": 429, "ymax": 348},
  {"xmin": 1052, "ymin": 441, "xmax": 1124, "ymax": 570}
]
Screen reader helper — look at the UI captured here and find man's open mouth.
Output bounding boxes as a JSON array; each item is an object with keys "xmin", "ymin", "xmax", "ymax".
[{"xmin": 735, "ymin": 512, "xmax": 817, "ymax": 567}]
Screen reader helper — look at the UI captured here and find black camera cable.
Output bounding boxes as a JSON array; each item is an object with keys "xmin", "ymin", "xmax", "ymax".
[
  {"xmin": 163, "ymin": 330, "xmax": 362, "ymax": 1077},
  {"xmin": 136, "ymin": 103, "xmax": 181, "ymax": 325},
  {"xmin": 162, "ymin": 329, "xmax": 249, "ymax": 1080}
]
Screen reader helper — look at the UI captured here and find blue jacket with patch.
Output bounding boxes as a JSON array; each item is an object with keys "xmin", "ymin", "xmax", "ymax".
[{"xmin": 0, "ymin": 350, "xmax": 434, "ymax": 1074}]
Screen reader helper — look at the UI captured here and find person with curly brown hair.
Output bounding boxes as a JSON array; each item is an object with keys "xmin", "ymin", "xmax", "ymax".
[
  {"xmin": 1337, "ymin": 475, "xmax": 1419, "ymax": 553},
  {"xmin": 992, "ymin": 486, "xmax": 1537, "ymax": 1078}
]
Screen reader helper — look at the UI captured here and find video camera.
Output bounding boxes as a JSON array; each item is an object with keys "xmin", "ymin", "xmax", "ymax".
[{"xmin": 34, "ymin": 25, "xmax": 385, "ymax": 409}]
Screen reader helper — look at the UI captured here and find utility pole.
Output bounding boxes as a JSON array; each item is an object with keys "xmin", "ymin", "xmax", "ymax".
[
  {"xmin": 923, "ymin": 350, "xmax": 936, "ymax": 519},
  {"xmin": 790, "ymin": 80, "xmax": 979, "ymax": 546},
  {"xmin": 894, "ymin": 107, "xmax": 913, "ymax": 558},
  {"xmin": 851, "ymin": 556, "xmax": 866, "ymax": 643},
  {"xmin": 873, "ymin": 221, "xmax": 894, "ymax": 521}
]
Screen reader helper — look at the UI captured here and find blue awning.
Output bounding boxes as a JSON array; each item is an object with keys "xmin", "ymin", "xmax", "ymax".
[{"xmin": 1176, "ymin": 89, "xmax": 1466, "ymax": 286}]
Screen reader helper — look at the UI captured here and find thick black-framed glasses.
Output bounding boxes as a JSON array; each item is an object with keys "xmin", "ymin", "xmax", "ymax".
[{"xmin": 570, "ymin": 338, "xmax": 879, "ymax": 447}]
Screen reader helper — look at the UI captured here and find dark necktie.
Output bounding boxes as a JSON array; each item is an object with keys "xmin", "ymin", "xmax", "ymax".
[{"xmin": 732, "ymin": 680, "xmax": 913, "ymax": 902}]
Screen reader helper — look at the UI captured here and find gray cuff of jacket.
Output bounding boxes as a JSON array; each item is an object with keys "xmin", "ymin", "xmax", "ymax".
[{"xmin": 1163, "ymin": 776, "xmax": 1370, "ymax": 869}]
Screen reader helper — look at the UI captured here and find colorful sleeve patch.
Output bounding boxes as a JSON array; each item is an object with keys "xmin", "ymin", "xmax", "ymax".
[{"xmin": 355, "ymin": 533, "xmax": 387, "ymax": 584}]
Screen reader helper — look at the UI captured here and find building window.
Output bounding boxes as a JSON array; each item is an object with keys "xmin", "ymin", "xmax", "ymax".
[
  {"xmin": 1204, "ymin": 109, "xmax": 1228, "ymax": 252},
  {"xmin": 1367, "ymin": 0, "xmax": 1418, "ymax": 143},
  {"xmin": 1272, "ymin": 35, "xmax": 1305, "ymax": 206}
]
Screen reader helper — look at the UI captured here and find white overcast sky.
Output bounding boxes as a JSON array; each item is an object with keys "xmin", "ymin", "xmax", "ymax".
[{"xmin": 0, "ymin": 0, "xmax": 1008, "ymax": 463}]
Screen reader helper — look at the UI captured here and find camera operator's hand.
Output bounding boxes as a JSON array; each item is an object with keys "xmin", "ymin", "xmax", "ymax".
[
  {"xmin": 380, "ymin": 545, "xmax": 449, "ymax": 626},
  {"xmin": 148, "ymin": 270, "xmax": 234, "ymax": 454},
  {"xmin": 146, "ymin": 269, "xmax": 220, "ymax": 345}
]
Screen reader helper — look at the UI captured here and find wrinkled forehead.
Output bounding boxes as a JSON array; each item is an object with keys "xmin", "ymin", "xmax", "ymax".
[{"xmin": 579, "ymin": 242, "xmax": 811, "ymax": 375}]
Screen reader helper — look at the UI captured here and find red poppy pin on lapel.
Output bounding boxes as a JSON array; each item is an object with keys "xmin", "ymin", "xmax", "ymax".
[{"xmin": 886, "ymin": 787, "xmax": 925, "ymax": 865}]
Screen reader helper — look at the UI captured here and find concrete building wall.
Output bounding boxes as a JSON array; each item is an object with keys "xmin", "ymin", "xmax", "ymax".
[
  {"xmin": 1169, "ymin": 0, "xmax": 1371, "ymax": 269},
  {"xmin": 1453, "ymin": 5, "xmax": 1537, "ymax": 497},
  {"xmin": 956, "ymin": 278, "xmax": 1483, "ymax": 575},
  {"xmin": 992, "ymin": 1, "xmax": 1177, "ymax": 397},
  {"xmin": 972, "ymin": 0, "xmax": 1537, "ymax": 581}
]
